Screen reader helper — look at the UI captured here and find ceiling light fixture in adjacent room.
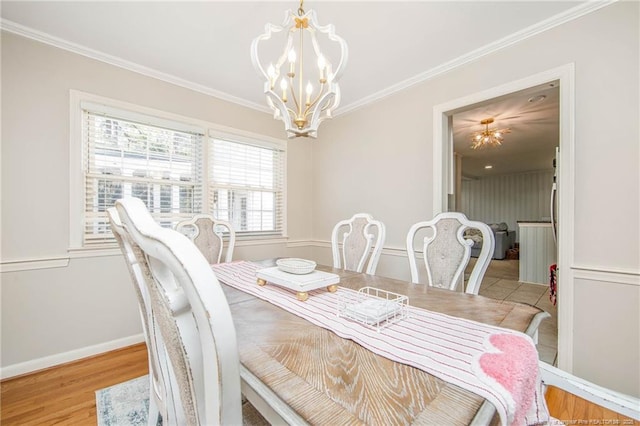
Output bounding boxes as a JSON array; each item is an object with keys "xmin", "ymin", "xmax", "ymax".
[
  {"xmin": 470, "ymin": 118, "xmax": 511, "ymax": 149},
  {"xmin": 251, "ymin": 0, "xmax": 348, "ymax": 138}
]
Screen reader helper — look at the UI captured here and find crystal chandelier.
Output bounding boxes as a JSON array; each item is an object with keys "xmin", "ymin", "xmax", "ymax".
[
  {"xmin": 251, "ymin": 1, "xmax": 348, "ymax": 138},
  {"xmin": 470, "ymin": 118, "xmax": 511, "ymax": 149}
]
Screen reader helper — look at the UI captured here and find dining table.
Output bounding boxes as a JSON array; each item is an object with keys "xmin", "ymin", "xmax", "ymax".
[{"xmin": 213, "ymin": 259, "xmax": 551, "ymax": 426}]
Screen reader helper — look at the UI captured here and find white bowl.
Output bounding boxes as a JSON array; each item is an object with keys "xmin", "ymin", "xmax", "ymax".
[{"xmin": 276, "ymin": 258, "xmax": 317, "ymax": 275}]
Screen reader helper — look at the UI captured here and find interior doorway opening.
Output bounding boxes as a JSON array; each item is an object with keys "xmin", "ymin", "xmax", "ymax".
[{"xmin": 432, "ymin": 64, "xmax": 575, "ymax": 371}]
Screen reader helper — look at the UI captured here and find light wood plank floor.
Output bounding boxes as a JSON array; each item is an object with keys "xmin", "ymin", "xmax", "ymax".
[
  {"xmin": 1, "ymin": 344, "xmax": 148, "ymax": 425},
  {"xmin": 2, "ymin": 343, "xmax": 637, "ymax": 425}
]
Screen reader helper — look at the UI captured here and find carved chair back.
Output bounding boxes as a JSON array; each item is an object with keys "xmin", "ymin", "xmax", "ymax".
[
  {"xmin": 331, "ymin": 213, "xmax": 386, "ymax": 274},
  {"xmin": 109, "ymin": 207, "xmax": 181, "ymax": 425},
  {"xmin": 176, "ymin": 214, "xmax": 236, "ymax": 264},
  {"xmin": 115, "ymin": 197, "xmax": 242, "ymax": 425},
  {"xmin": 406, "ymin": 212, "xmax": 494, "ymax": 294}
]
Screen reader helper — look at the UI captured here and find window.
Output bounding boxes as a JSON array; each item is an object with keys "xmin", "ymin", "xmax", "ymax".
[
  {"xmin": 70, "ymin": 91, "xmax": 286, "ymax": 250},
  {"xmin": 209, "ymin": 137, "xmax": 285, "ymax": 237},
  {"xmin": 81, "ymin": 110, "xmax": 204, "ymax": 246}
]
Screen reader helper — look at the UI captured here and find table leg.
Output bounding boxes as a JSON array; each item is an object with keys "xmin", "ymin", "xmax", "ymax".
[
  {"xmin": 257, "ymin": 278, "xmax": 267, "ymax": 286},
  {"xmin": 296, "ymin": 292, "xmax": 308, "ymax": 302},
  {"xmin": 327, "ymin": 284, "xmax": 338, "ymax": 293}
]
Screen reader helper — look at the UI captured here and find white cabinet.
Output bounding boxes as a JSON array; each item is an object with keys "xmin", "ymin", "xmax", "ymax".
[{"xmin": 518, "ymin": 222, "xmax": 556, "ymax": 285}]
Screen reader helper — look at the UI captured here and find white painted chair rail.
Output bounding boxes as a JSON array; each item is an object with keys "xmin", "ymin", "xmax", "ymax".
[
  {"xmin": 331, "ymin": 213, "xmax": 386, "ymax": 275},
  {"xmin": 539, "ymin": 361, "xmax": 640, "ymax": 421},
  {"xmin": 406, "ymin": 212, "xmax": 495, "ymax": 294}
]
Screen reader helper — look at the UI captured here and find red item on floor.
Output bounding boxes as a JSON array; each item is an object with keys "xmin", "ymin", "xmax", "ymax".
[{"xmin": 549, "ymin": 264, "xmax": 557, "ymax": 306}]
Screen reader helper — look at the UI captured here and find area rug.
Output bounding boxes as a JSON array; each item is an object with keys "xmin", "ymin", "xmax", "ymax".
[
  {"xmin": 96, "ymin": 375, "xmax": 268, "ymax": 426},
  {"xmin": 96, "ymin": 375, "xmax": 158, "ymax": 426}
]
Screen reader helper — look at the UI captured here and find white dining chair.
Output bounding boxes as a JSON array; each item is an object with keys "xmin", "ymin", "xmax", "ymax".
[
  {"xmin": 108, "ymin": 207, "xmax": 183, "ymax": 426},
  {"xmin": 176, "ymin": 214, "xmax": 236, "ymax": 264},
  {"xmin": 114, "ymin": 197, "xmax": 242, "ymax": 425},
  {"xmin": 406, "ymin": 212, "xmax": 495, "ymax": 294},
  {"xmin": 331, "ymin": 213, "xmax": 386, "ymax": 275}
]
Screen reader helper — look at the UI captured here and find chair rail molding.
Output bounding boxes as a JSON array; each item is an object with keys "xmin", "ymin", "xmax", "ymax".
[
  {"xmin": 572, "ymin": 265, "xmax": 640, "ymax": 286},
  {"xmin": 0, "ymin": 256, "xmax": 70, "ymax": 273}
]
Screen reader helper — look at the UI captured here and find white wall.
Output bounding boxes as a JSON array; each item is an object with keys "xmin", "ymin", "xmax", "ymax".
[
  {"xmin": 461, "ymin": 170, "xmax": 554, "ymax": 241},
  {"xmin": 0, "ymin": 32, "xmax": 313, "ymax": 375},
  {"xmin": 2, "ymin": 2, "xmax": 639, "ymax": 399},
  {"xmin": 311, "ymin": 2, "xmax": 639, "ymax": 396}
]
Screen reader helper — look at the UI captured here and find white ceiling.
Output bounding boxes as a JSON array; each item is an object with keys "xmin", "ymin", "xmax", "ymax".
[
  {"xmin": 452, "ymin": 82, "xmax": 559, "ymax": 178},
  {"xmin": 2, "ymin": 1, "xmax": 588, "ymax": 176}
]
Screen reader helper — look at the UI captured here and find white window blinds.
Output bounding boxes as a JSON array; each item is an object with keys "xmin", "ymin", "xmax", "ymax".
[
  {"xmin": 82, "ymin": 109, "xmax": 204, "ymax": 246},
  {"xmin": 209, "ymin": 137, "xmax": 285, "ymax": 237}
]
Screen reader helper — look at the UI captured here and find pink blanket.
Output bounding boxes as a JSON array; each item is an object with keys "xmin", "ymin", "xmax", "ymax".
[{"xmin": 213, "ymin": 261, "xmax": 549, "ymax": 426}]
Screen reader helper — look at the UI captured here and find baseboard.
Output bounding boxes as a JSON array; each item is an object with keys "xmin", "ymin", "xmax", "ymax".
[{"xmin": 0, "ymin": 333, "xmax": 145, "ymax": 380}]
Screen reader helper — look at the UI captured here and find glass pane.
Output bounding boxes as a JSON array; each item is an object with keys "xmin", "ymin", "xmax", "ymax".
[{"xmin": 211, "ymin": 189, "xmax": 276, "ymax": 233}]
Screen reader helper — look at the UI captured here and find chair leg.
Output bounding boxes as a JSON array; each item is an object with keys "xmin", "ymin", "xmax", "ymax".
[{"xmin": 147, "ymin": 389, "xmax": 161, "ymax": 426}]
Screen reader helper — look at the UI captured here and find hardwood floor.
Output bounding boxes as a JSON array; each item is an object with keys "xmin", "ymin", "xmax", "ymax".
[
  {"xmin": 1, "ymin": 344, "xmax": 148, "ymax": 425},
  {"xmin": 1, "ymin": 343, "xmax": 637, "ymax": 425}
]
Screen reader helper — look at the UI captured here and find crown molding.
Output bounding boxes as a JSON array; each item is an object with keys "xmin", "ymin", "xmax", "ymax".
[
  {"xmin": 1, "ymin": 1, "xmax": 616, "ymax": 117},
  {"xmin": 336, "ymin": 0, "xmax": 616, "ymax": 116},
  {"xmin": 0, "ymin": 18, "xmax": 271, "ymax": 114}
]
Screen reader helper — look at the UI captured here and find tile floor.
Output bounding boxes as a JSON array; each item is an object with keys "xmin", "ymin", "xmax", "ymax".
[{"xmin": 467, "ymin": 258, "xmax": 558, "ymax": 365}]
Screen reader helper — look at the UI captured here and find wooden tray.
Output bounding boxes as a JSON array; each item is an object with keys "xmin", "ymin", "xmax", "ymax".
[{"xmin": 256, "ymin": 266, "xmax": 340, "ymax": 301}]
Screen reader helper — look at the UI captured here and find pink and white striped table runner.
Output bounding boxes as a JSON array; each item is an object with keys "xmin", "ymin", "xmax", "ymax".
[{"xmin": 212, "ymin": 261, "xmax": 550, "ymax": 426}]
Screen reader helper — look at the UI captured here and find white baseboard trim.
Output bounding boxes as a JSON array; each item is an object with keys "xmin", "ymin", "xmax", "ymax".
[{"xmin": 0, "ymin": 333, "xmax": 145, "ymax": 380}]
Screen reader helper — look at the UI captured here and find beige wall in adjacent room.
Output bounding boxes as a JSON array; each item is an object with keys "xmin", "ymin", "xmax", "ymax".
[
  {"xmin": 312, "ymin": 2, "xmax": 639, "ymax": 396},
  {"xmin": 1, "ymin": 32, "xmax": 313, "ymax": 371}
]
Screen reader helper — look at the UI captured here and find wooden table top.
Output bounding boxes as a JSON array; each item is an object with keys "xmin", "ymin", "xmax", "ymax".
[{"xmin": 221, "ymin": 263, "xmax": 548, "ymax": 426}]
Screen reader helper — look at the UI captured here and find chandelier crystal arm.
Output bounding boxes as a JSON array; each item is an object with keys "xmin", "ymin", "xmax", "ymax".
[{"xmin": 470, "ymin": 118, "xmax": 511, "ymax": 149}]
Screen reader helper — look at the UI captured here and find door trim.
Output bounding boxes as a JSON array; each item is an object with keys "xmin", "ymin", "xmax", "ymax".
[{"xmin": 432, "ymin": 63, "xmax": 576, "ymax": 371}]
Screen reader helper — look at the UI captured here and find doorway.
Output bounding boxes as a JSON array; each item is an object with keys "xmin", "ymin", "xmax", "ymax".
[{"xmin": 432, "ymin": 64, "xmax": 575, "ymax": 370}]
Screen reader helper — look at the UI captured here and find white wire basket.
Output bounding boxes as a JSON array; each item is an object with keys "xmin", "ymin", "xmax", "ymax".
[{"xmin": 337, "ymin": 287, "xmax": 409, "ymax": 332}]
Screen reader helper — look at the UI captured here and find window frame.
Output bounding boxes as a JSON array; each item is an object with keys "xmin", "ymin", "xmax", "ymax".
[
  {"xmin": 208, "ymin": 129, "xmax": 286, "ymax": 239},
  {"xmin": 69, "ymin": 90, "xmax": 287, "ymax": 254}
]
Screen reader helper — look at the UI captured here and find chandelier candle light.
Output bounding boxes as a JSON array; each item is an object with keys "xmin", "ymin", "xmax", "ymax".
[
  {"xmin": 470, "ymin": 118, "xmax": 511, "ymax": 149},
  {"xmin": 251, "ymin": 0, "xmax": 348, "ymax": 138}
]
